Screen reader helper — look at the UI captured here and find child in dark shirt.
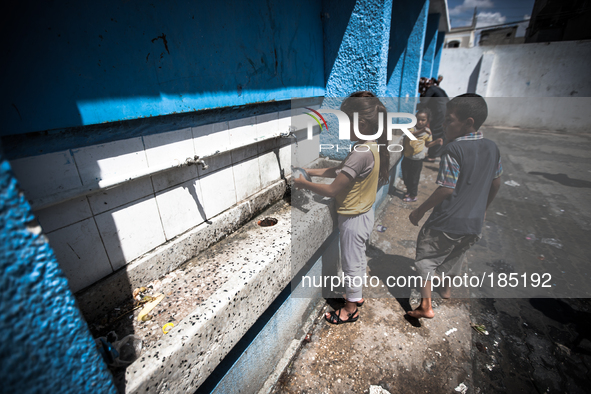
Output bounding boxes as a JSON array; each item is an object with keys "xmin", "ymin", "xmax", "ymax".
[{"xmin": 407, "ymin": 94, "xmax": 502, "ymax": 319}]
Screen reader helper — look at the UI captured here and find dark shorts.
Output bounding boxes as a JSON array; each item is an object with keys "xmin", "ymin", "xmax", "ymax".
[{"xmin": 415, "ymin": 225, "xmax": 481, "ymax": 280}]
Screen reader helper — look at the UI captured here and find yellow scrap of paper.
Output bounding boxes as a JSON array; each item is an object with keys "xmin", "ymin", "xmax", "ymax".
[{"xmin": 137, "ymin": 293, "xmax": 165, "ymax": 322}]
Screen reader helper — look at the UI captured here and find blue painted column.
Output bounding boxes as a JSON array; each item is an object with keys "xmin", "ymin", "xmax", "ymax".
[
  {"xmin": 421, "ymin": 13, "xmax": 440, "ymax": 79},
  {"xmin": 321, "ymin": 0, "xmax": 394, "ymax": 159},
  {"xmin": 0, "ymin": 145, "xmax": 117, "ymax": 393},
  {"xmin": 386, "ymin": 0, "xmax": 429, "ymax": 108},
  {"xmin": 431, "ymin": 31, "xmax": 446, "ymax": 79}
]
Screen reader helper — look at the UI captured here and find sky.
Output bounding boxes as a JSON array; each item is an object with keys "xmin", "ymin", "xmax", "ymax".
[{"xmin": 447, "ymin": 0, "xmax": 536, "ymax": 36}]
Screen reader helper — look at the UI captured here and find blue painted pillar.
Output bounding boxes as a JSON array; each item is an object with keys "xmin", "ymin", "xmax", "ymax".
[
  {"xmin": 421, "ymin": 13, "xmax": 440, "ymax": 79},
  {"xmin": 321, "ymin": 0, "xmax": 394, "ymax": 159},
  {"xmin": 386, "ymin": 0, "xmax": 429, "ymax": 106},
  {"xmin": 432, "ymin": 32, "xmax": 446, "ymax": 79},
  {"xmin": 323, "ymin": 0, "xmax": 393, "ymax": 97},
  {"xmin": 0, "ymin": 145, "xmax": 117, "ymax": 393}
]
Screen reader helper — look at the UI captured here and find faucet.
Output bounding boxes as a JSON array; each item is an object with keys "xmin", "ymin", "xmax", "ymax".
[
  {"xmin": 186, "ymin": 155, "xmax": 209, "ymax": 170},
  {"xmin": 280, "ymin": 125, "xmax": 297, "ymax": 139}
]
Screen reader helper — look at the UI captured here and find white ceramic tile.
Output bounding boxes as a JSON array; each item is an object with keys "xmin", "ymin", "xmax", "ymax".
[
  {"xmin": 151, "ymin": 165, "xmax": 199, "ymax": 193},
  {"xmin": 258, "ymin": 151, "xmax": 282, "ymax": 187},
  {"xmin": 256, "ymin": 112, "xmax": 279, "ymax": 138},
  {"xmin": 229, "ymin": 116, "xmax": 258, "ymax": 162},
  {"xmin": 73, "ymin": 137, "xmax": 148, "ymax": 185},
  {"xmin": 198, "ymin": 150, "xmax": 233, "ymax": 176},
  {"xmin": 155, "ymin": 179, "xmax": 206, "ymax": 240},
  {"xmin": 255, "ymin": 112, "xmax": 279, "ymax": 154},
  {"xmin": 46, "ymin": 218, "xmax": 113, "ymax": 293},
  {"xmin": 143, "ymin": 128, "xmax": 195, "ymax": 169},
  {"xmin": 143, "ymin": 127, "xmax": 198, "ymax": 192},
  {"xmin": 87, "ymin": 177, "xmax": 154, "ymax": 215},
  {"xmin": 198, "ymin": 166, "xmax": 237, "ymax": 219},
  {"xmin": 35, "ymin": 197, "xmax": 93, "ymax": 233},
  {"xmin": 10, "ymin": 150, "xmax": 82, "ymax": 200},
  {"xmin": 229, "ymin": 116, "xmax": 257, "ymax": 146},
  {"xmin": 277, "ymin": 110, "xmax": 293, "ymax": 135},
  {"xmin": 231, "ymin": 143, "xmax": 258, "ymax": 163},
  {"xmin": 257, "ymin": 137, "xmax": 278, "ymax": 155},
  {"xmin": 290, "ymin": 111, "xmax": 310, "ymax": 134},
  {"xmin": 95, "ymin": 196, "xmax": 166, "ymax": 270},
  {"xmin": 278, "ymin": 144, "xmax": 293, "ymax": 176},
  {"xmin": 232, "ymin": 156, "xmax": 262, "ymax": 202},
  {"xmin": 296, "ymin": 131, "xmax": 320, "ymax": 167},
  {"xmin": 192, "ymin": 122, "xmax": 230, "ymax": 157}
]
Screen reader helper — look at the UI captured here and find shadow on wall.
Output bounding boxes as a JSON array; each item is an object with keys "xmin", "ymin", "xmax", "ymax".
[
  {"xmin": 321, "ymin": 0, "xmax": 357, "ymax": 84},
  {"xmin": 1, "ymin": 0, "xmax": 324, "ymax": 136},
  {"xmin": 386, "ymin": 0, "xmax": 428, "ymax": 101},
  {"xmin": 467, "ymin": 56, "xmax": 483, "ymax": 94}
]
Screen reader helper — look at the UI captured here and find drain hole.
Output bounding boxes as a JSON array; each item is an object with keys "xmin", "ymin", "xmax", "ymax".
[{"xmin": 257, "ymin": 217, "xmax": 278, "ymax": 227}]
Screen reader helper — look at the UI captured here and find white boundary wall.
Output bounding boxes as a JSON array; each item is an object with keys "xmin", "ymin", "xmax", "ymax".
[{"xmin": 439, "ymin": 40, "xmax": 591, "ymax": 132}]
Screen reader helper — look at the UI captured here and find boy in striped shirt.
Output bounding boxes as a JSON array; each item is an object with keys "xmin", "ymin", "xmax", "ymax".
[{"xmin": 407, "ymin": 94, "xmax": 502, "ymax": 319}]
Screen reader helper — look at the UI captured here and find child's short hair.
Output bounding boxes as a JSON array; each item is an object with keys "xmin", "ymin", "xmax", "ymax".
[
  {"xmin": 416, "ymin": 107, "xmax": 431, "ymax": 121},
  {"xmin": 446, "ymin": 93, "xmax": 488, "ymax": 130}
]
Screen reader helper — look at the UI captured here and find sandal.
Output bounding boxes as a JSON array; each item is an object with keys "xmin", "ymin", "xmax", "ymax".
[
  {"xmin": 325, "ymin": 308, "xmax": 359, "ymax": 325},
  {"xmin": 403, "ymin": 196, "xmax": 418, "ymax": 202}
]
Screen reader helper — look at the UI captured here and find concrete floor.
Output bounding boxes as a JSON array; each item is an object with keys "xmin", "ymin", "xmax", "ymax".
[{"xmin": 272, "ymin": 127, "xmax": 591, "ymax": 394}]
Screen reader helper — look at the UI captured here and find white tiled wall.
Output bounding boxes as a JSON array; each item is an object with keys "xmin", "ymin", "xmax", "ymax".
[
  {"xmin": 46, "ymin": 218, "xmax": 113, "ymax": 293},
  {"xmin": 155, "ymin": 178, "xmax": 206, "ymax": 240},
  {"xmin": 95, "ymin": 196, "xmax": 166, "ymax": 270},
  {"xmin": 10, "ymin": 150, "xmax": 82, "ymax": 200},
  {"xmin": 10, "ymin": 110, "xmax": 317, "ymax": 293}
]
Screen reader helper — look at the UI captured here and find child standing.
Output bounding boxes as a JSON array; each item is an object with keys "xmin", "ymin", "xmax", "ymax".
[
  {"xmin": 407, "ymin": 94, "xmax": 502, "ymax": 319},
  {"xmin": 401, "ymin": 108, "xmax": 442, "ymax": 202},
  {"xmin": 294, "ymin": 91, "xmax": 389, "ymax": 325}
]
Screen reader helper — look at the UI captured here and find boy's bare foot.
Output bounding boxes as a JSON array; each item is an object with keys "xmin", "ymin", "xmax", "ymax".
[
  {"xmin": 407, "ymin": 306, "xmax": 435, "ymax": 319},
  {"xmin": 439, "ymin": 286, "xmax": 451, "ymax": 299}
]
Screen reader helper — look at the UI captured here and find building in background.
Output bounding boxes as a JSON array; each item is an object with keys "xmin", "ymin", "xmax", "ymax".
[
  {"xmin": 525, "ymin": 0, "xmax": 591, "ymax": 43},
  {"xmin": 479, "ymin": 25, "xmax": 525, "ymax": 46},
  {"xmin": 445, "ymin": 8, "xmax": 477, "ymax": 48}
]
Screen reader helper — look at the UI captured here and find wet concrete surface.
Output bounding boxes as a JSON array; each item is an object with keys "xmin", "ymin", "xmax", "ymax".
[{"xmin": 273, "ymin": 127, "xmax": 591, "ymax": 393}]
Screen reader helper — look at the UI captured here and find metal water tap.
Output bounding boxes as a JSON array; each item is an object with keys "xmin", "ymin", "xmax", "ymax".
[
  {"xmin": 280, "ymin": 125, "xmax": 297, "ymax": 139},
  {"xmin": 186, "ymin": 155, "xmax": 209, "ymax": 170}
]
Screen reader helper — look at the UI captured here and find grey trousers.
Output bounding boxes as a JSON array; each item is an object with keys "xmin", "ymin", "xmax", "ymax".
[
  {"xmin": 339, "ymin": 209, "xmax": 374, "ymax": 302},
  {"xmin": 415, "ymin": 225, "xmax": 481, "ymax": 281}
]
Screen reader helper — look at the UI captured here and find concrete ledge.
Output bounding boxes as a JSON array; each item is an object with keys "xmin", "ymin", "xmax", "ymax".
[
  {"xmin": 105, "ymin": 153, "xmax": 401, "ymax": 393},
  {"xmin": 122, "ymin": 191, "xmax": 339, "ymax": 392},
  {"xmin": 111, "ymin": 160, "xmax": 338, "ymax": 392},
  {"xmin": 124, "ymin": 202, "xmax": 293, "ymax": 392},
  {"xmin": 77, "ymin": 179, "xmax": 287, "ymax": 322}
]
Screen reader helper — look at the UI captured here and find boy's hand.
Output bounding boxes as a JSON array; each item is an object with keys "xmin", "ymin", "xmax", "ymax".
[
  {"xmin": 435, "ymin": 138, "xmax": 443, "ymax": 145},
  {"xmin": 409, "ymin": 209, "xmax": 424, "ymax": 226},
  {"xmin": 293, "ymin": 175, "xmax": 306, "ymax": 189}
]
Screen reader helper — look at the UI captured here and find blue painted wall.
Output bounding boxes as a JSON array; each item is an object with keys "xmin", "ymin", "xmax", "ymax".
[
  {"xmin": 321, "ymin": 0, "xmax": 394, "ymax": 160},
  {"xmin": 1, "ymin": 1, "xmax": 324, "ymax": 136},
  {"xmin": 431, "ymin": 32, "xmax": 446, "ymax": 79},
  {"xmin": 386, "ymin": 0, "xmax": 429, "ymax": 100},
  {"xmin": 323, "ymin": 0, "xmax": 393, "ymax": 97},
  {"xmin": 0, "ymin": 145, "xmax": 117, "ymax": 393},
  {"xmin": 420, "ymin": 13, "xmax": 440, "ymax": 79}
]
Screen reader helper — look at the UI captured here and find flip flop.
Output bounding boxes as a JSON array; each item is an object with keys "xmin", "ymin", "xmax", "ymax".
[{"xmin": 325, "ymin": 308, "xmax": 359, "ymax": 325}]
